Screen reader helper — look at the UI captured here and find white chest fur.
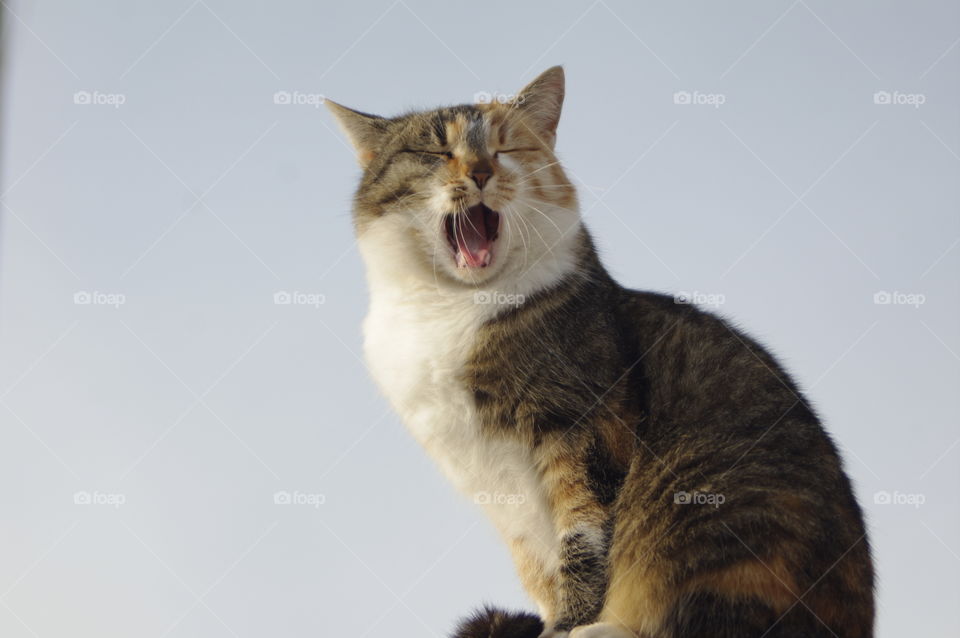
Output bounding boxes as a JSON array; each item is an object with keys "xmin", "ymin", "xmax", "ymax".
[
  {"xmin": 362, "ymin": 286, "xmax": 557, "ymax": 552},
  {"xmin": 359, "ymin": 250, "xmax": 561, "ymax": 583}
]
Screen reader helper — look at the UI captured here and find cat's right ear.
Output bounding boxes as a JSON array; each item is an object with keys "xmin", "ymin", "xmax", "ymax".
[
  {"xmin": 511, "ymin": 66, "xmax": 565, "ymax": 146},
  {"xmin": 325, "ymin": 101, "xmax": 388, "ymax": 168}
]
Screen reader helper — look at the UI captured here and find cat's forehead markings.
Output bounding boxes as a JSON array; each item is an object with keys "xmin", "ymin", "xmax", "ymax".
[
  {"xmin": 431, "ymin": 112, "xmax": 447, "ymax": 145},
  {"xmin": 466, "ymin": 115, "xmax": 488, "ymax": 152},
  {"xmin": 443, "ymin": 111, "xmax": 488, "ymax": 153},
  {"xmin": 444, "ymin": 114, "xmax": 467, "ymax": 143}
]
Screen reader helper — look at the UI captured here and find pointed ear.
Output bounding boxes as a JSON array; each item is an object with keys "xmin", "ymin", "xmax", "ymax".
[
  {"xmin": 325, "ymin": 100, "xmax": 388, "ymax": 167},
  {"xmin": 513, "ymin": 66, "xmax": 565, "ymax": 145}
]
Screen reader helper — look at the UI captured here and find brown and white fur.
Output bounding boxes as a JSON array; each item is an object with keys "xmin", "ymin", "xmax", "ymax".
[{"xmin": 327, "ymin": 67, "xmax": 874, "ymax": 638}]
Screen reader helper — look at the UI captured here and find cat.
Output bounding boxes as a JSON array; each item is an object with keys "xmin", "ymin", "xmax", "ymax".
[{"xmin": 326, "ymin": 66, "xmax": 874, "ymax": 638}]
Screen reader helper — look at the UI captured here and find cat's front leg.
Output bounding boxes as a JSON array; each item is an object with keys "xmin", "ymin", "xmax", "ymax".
[
  {"xmin": 551, "ymin": 522, "xmax": 608, "ymax": 632},
  {"xmin": 533, "ymin": 523, "xmax": 608, "ymax": 638},
  {"xmin": 535, "ymin": 433, "xmax": 613, "ymax": 634}
]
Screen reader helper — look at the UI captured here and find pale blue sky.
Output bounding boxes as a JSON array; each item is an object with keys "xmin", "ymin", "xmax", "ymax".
[{"xmin": 1, "ymin": 1, "xmax": 958, "ymax": 636}]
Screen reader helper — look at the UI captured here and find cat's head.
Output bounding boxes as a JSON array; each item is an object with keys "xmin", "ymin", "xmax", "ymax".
[{"xmin": 327, "ymin": 66, "xmax": 580, "ymax": 289}]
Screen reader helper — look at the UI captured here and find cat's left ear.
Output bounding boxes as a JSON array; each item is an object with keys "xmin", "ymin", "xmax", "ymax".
[
  {"xmin": 512, "ymin": 66, "xmax": 565, "ymax": 146},
  {"xmin": 325, "ymin": 100, "xmax": 388, "ymax": 167}
]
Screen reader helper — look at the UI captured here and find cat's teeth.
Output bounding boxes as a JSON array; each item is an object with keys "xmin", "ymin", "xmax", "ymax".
[{"xmin": 456, "ymin": 251, "xmax": 468, "ymax": 268}]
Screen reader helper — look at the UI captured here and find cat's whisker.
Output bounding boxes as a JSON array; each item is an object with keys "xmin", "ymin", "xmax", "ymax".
[
  {"xmin": 430, "ymin": 214, "xmax": 453, "ymax": 297},
  {"xmin": 503, "ymin": 209, "xmax": 527, "ymax": 273},
  {"xmin": 511, "ymin": 207, "xmax": 531, "ymax": 267},
  {"xmin": 503, "ymin": 209, "xmax": 519, "ymax": 272},
  {"xmin": 512, "ymin": 212, "xmax": 529, "ymax": 272},
  {"xmin": 523, "ymin": 201, "xmax": 563, "ymax": 236},
  {"xmin": 514, "ymin": 194, "xmax": 580, "ymax": 216},
  {"xmin": 514, "ymin": 205, "xmax": 551, "ymax": 258},
  {"xmin": 515, "ymin": 160, "xmax": 561, "ymax": 185},
  {"xmin": 523, "ymin": 211, "xmax": 551, "ymax": 257},
  {"xmin": 525, "ymin": 216, "xmax": 553, "ymax": 256},
  {"xmin": 453, "ymin": 204, "xmax": 482, "ymax": 286},
  {"xmin": 461, "ymin": 203, "xmax": 483, "ymax": 238}
]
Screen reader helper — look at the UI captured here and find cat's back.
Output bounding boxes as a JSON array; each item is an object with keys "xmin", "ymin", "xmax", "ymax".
[{"xmin": 617, "ymin": 289, "xmax": 819, "ymax": 430}]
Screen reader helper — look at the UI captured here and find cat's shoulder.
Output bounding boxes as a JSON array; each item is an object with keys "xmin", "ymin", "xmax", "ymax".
[{"xmin": 618, "ymin": 288, "xmax": 775, "ymax": 356}]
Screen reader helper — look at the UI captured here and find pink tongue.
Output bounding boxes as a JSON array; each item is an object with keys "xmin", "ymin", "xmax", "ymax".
[{"xmin": 455, "ymin": 207, "xmax": 490, "ymax": 267}]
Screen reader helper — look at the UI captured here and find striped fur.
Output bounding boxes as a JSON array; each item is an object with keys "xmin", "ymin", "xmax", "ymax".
[{"xmin": 328, "ymin": 67, "xmax": 874, "ymax": 638}]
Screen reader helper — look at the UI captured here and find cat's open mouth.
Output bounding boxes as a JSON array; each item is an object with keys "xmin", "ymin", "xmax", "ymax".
[{"xmin": 444, "ymin": 204, "xmax": 501, "ymax": 269}]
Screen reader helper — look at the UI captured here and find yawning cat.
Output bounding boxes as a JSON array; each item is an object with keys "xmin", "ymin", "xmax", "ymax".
[{"xmin": 327, "ymin": 66, "xmax": 874, "ymax": 638}]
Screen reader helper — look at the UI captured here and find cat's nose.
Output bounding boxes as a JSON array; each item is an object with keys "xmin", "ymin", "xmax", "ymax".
[
  {"xmin": 469, "ymin": 161, "xmax": 492, "ymax": 189},
  {"xmin": 471, "ymin": 171, "xmax": 491, "ymax": 189}
]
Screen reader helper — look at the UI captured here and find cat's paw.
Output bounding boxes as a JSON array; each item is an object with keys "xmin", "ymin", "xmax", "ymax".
[
  {"xmin": 569, "ymin": 622, "xmax": 635, "ymax": 638},
  {"xmin": 537, "ymin": 632, "xmax": 568, "ymax": 638}
]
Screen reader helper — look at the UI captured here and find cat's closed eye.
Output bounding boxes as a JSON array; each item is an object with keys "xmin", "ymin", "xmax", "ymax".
[
  {"xmin": 495, "ymin": 147, "xmax": 539, "ymax": 157},
  {"xmin": 403, "ymin": 148, "xmax": 454, "ymax": 159}
]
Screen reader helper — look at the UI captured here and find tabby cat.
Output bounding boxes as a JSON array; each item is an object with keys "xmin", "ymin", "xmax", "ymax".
[{"xmin": 327, "ymin": 66, "xmax": 874, "ymax": 638}]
